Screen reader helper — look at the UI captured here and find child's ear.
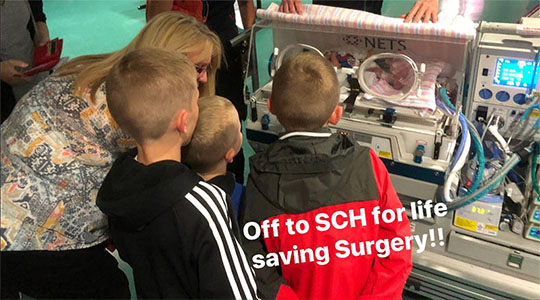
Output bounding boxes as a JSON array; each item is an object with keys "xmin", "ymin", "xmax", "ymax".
[
  {"xmin": 224, "ymin": 148, "xmax": 236, "ymax": 163},
  {"xmin": 175, "ymin": 109, "xmax": 189, "ymax": 134},
  {"xmin": 327, "ymin": 105, "xmax": 343, "ymax": 125},
  {"xmin": 267, "ymin": 96, "xmax": 275, "ymax": 114}
]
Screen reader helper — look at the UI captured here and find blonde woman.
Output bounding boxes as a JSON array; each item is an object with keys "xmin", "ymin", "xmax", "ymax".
[{"xmin": 1, "ymin": 11, "xmax": 221, "ymax": 299}]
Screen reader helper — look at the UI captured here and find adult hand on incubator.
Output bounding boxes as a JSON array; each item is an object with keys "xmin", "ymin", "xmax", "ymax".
[
  {"xmin": 401, "ymin": 0, "xmax": 439, "ymax": 23},
  {"xmin": 279, "ymin": 0, "xmax": 304, "ymax": 15}
]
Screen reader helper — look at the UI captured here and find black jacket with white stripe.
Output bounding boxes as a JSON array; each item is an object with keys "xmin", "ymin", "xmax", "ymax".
[{"xmin": 97, "ymin": 150, "xmax": 258, "ymax": 299}]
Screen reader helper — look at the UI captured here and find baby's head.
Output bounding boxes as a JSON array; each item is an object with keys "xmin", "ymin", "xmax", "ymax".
[
  {"xmin": 183, "ymin": 96, "xmax": 242, "ymax": 178},
  {"xmin": 106, "ymin": 48, "xmax": 199, "ymax": 148},
  {"xmin": 270, "ymin": 51, "xmax": 342, "ymax": 132}
]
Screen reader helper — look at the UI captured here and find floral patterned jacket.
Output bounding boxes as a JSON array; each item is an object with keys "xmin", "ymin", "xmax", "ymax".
[{"xmin": 1, "ymin": 75, "xmax": 134, "ymax": 251}]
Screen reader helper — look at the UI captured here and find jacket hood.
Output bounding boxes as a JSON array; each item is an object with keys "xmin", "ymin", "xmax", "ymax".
[
  {"xmin": 248, "ymin": 128, "xmax": 378, "ymax": 214},
  {"xmin": 97, "ymin": 150, "xmax": 201, "ymax": 231}
]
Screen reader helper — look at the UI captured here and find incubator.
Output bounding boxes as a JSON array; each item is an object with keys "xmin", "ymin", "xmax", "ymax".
[
  {"xmin": 245, "ymin": 3, "xmax": 473, "ymax": 201},
  {"xmin": 242, "ymin": 4, "xmax": 540, "ymax": 299}
]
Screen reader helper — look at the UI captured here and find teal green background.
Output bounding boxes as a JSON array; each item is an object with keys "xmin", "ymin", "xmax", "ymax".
[{"xmin": 44, "ymin": 0, "xmax": 539, "ymax": 59}]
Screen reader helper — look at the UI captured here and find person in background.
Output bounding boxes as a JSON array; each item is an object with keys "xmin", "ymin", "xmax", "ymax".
[
  {"xmin": 97, "ymin": 48, "xmax": 257, "ymax": 299},
  {"xmin": 279, "ymin": 0, "xmax": 440, "ymax": 23},
  {"xmin": 146, "ymin": 0, "xmax": 255, "ymax": 183},
  {"xmin": 439, "ymin": 0, "xmax": 484, "ymax": 22},
  {"xmin": 1, "ymin": 12, "xmax": 221, "ymax": 299},
  {"xmin": 146, "ymin": 0, "xmax": 205, "ymax": 22},
  {"xmin": 206, "ymin": 0, "xmax": 255, "ymax": 184},
  {"xmin": 1, "ymin": 0, "xmax": 50, "ymax": 122}
]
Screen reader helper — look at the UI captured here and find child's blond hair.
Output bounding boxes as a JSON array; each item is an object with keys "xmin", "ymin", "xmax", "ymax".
[
  {"xmin": 106, "ymin": 48, "xmax": 197, "ymax": 142},
  {"xmin": 183, "ymin": 96, "xmax": 239, "ymax": 173},
  {"xmin": 271, "ymin": 52, "xmax": 339, "ymax": 131}
]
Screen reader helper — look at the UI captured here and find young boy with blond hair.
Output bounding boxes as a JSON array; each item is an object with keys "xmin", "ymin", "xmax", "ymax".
[
  {"xmin": 241, "ymin": 52, "xmax": 412, "ymax": 299},
  {"xmin": 183, "ymin": 96, "xmax": 244, "ymax": 215},
  {"xmin": 96, "ymin": 48, "xmax": 257, "ymax": 299}
]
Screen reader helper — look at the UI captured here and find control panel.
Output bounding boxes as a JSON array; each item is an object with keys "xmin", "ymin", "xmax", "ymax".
[
  {"xmin": 466, "ymin": 22, "xmax": 540, "ymax": 139},
  {"xmin": 473, "ymin": 56, "xmax": 539, "ymax": 108}
]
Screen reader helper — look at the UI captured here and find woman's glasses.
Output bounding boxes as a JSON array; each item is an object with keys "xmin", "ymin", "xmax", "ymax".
[{"xmin": 195, "ymin": 64, "xmax": 208, "ymax": 76}]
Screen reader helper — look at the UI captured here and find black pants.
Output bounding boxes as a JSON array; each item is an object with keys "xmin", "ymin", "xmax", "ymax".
[
  {"xmin": 1, "ymin": 242, "xmax": 130, "ymax": 299},
  {"xmin": 1, "ymin": 80, "xmax": 17, "ymax": 123},
  {"xmin": 210, "ymin": 16, "xmax": 247, "ymax": 184}
]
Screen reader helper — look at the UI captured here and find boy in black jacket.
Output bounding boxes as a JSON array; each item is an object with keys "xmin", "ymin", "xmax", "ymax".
[
  {"xmin": 240, "ymin": 52, "xmax": 411, "ymax": 299},
  {"xmin": 97, "ymin": 48, "xmax": 257, "ymax": 299}
]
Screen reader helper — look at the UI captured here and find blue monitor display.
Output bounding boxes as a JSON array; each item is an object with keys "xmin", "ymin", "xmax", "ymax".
[
  {"xmin": 531, "ymin": 227, "xmax": 540, "ymax": 239},
  {"xmin": 493, "ymin": 58, "xmax": 539, "ymax": 88}
]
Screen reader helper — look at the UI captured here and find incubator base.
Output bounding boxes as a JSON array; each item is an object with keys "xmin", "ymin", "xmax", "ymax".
[{"xmin": 407, "ymin": 214, "xmax": 540, "ymax": 299}]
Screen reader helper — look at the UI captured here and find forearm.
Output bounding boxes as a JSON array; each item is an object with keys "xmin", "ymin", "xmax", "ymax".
[
  {"xmin": 238, "ymin": 0, "xmax": 255, "ymax": 29},
  {"xmin": 146, "ymin": 0, "xmax": 173, "ymax": 22},
  {"xmin": 35, "ymin": 21, "xmax": 50, "ymax": 46}
]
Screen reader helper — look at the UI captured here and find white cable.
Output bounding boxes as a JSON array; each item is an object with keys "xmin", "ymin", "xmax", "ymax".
[
  {"xmin": 481, "ymin": 113, "xmax": 494, "ymax": 141},
  {"xmin": 444, "ymin": 125, "xmax": 472, "ymax": 202},
  {"xmin": 270, "ymin": 47, "xmax": 279, "ymax": 77},
  {"xmin": 417, "ymin": 63, "xmax": 426, "ymax": 96},
  {"xmin": 488, "ymin": 124, "xmax": 511, "ymax": 154}
]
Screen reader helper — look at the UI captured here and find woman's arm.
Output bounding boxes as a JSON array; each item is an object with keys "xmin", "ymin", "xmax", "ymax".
[
  {"xmin": 34, "ymin": 21, "xmax": 50, "ymax": 46},
  {"xmin": 238, "ymin": 0, "xmax": 256, "ymax": 29},
  {"xmin": 146, "ymin": 0, "xmax": 173, "ymax": 22},
  {"xmin": 28, "ymin": 0, "xmax": 50, "ymax": 46}
]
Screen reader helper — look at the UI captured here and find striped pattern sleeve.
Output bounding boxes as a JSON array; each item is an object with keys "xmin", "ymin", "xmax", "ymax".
[{"xmin": 185, "ymin": 181, "xmax": 259, "ymax": 299}]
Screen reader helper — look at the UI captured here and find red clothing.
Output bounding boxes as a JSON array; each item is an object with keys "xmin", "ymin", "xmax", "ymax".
[
  {"xmin": 146, "ymin": 0, "xmax": 204, "ymax": 23},
  {"xmin": 241, "ymin": 130, "xmax": 412, "ymax": 299}
]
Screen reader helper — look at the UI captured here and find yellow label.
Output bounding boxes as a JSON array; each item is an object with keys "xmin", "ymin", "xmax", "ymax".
[
  {"xmin": 454, "ymin": 216, "xmax": 478, "ymax": 232},
  {"xmin": 484, "ymin": 224, "xmax": 499, "ymax": 232},
  {"xmin": 530, "ymin": 111, "xmax": 540, "ymax": 119},
  {"xmin": 378, "ymin": 150, "xmax": 392, "ymax": 159}
]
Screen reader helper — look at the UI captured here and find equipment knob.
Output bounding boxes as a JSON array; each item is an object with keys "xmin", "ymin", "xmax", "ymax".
[
  {"xmin": 413, "ymin": 145, "xmax": 425, "ymax": 164},
  {"xmin": 261, "ymin": 114, "xmax": 270, "ymax": 130},
  {"xmin": 513, "ymin": 93, "xmax": 526, "ymax": 105},
  {"xmin": 496, "ymin": 91, "xmax": 510, "ymax": 102},
  {"xmin": 478, "ymin": 88, "xmax": 492, "ymax": 100}
]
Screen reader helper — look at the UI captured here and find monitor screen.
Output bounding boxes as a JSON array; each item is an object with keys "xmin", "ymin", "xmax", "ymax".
[
  {"xmin": 530, "ymin": 227, "xmax": 540, "ymax": 239},
  {"xmin": 493, "ymin": 58, "xmax": 539, "ymax": 88}
]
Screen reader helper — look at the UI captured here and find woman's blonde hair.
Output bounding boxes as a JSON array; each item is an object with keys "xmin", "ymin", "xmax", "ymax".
[{"xmin": 56, "ymin": 11, "xmax": 222, "ymax": 102}]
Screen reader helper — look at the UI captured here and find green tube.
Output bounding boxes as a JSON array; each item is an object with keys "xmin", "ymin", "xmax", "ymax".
[
  {"xmin": 439, "ymin": 88, "xmax": 485, "ymax": 195},
  {"xmin": 533, "ymin": 142, "xmax": 540, "ymax": 198},
  {"xmin": 447, "ymin": 154, "xmax": 521, "ymax": 210}
]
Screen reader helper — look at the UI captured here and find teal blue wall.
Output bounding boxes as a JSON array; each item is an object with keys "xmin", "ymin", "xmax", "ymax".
[
  {"xmin": 44, "ymin": 0, "xmax": 145, "ymax": 59},
  {"xmin": 45, "ymin": 0, "xmax": 539, "ymax": 59},
  {"xmin": 478, "ymin": 0, "xmax": 537, "ymax": 23}
]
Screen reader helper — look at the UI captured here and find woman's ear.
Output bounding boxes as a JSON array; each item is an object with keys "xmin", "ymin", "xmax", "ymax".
[
  {"xmin": 327, "ymin": 105, "xmax": 343, "ymax": 125},
  {"xmin": 267, "ymin": 96, "xmax": 274, "ymax": 114}
]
